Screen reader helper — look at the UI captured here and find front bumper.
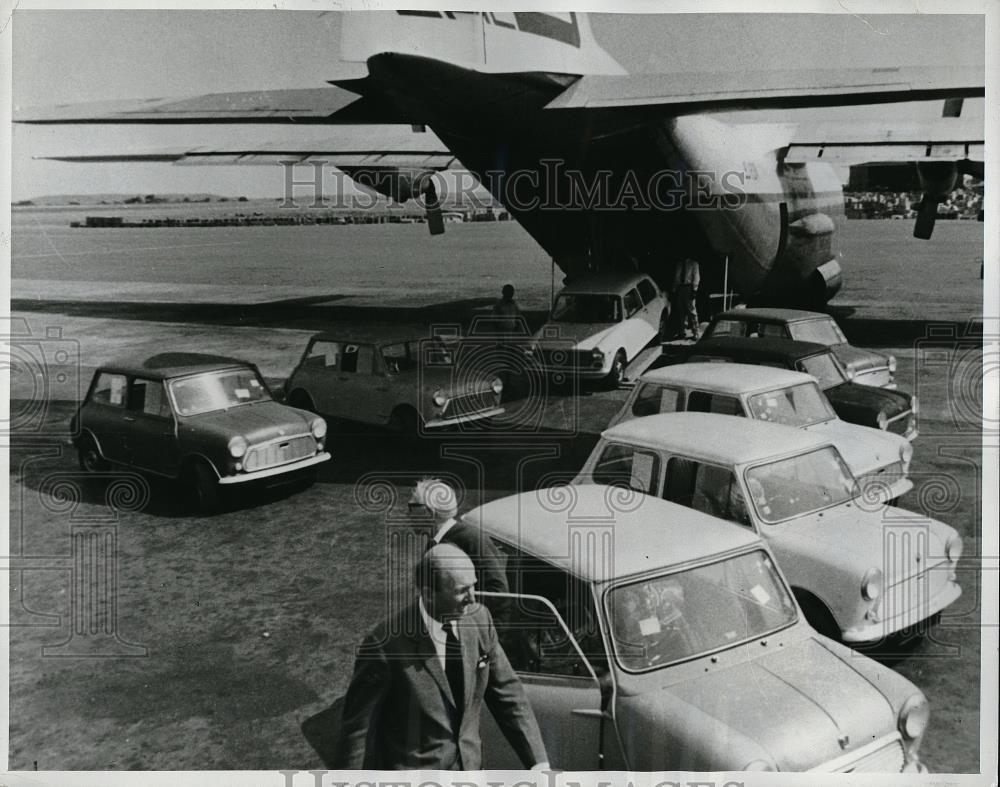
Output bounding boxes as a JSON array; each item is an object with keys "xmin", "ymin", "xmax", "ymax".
[
  {"xmin": 841, "ymin": 578, "xmax": 961, "ymax": 643},
  {"xmin": 811, "ymin": 733, "xmax": 921, "ymax": 772},
  {"xmin": 219, "ymin": 452, "xmax": 330, "ymax": 484},
  {"xmin": 425, "ymin": 406, "xmax": 505, "ymax": 429}
]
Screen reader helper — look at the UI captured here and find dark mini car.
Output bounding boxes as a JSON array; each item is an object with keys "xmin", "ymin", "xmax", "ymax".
[
  {"xmin": 663, "ymin": 337, "xmax": 917, "ymax": 440},
  {"xmin": 703, "ymin": 308, "xmax": 897, "ymax": 388},
  {"xmin": 72, "ymin": 353, "xmax": 330, "ymax": 510}
]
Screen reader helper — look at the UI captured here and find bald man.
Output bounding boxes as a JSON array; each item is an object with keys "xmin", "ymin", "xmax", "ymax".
[{"xmin": 334, "ymin": 544, "xmax": 549, "ymax": 770}]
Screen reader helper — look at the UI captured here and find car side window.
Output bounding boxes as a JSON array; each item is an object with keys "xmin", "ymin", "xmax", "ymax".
[
  {"xmin": 304, "ymin": 340, "xmax": 341, "ymax": 370},
  {"xmin": 340, "ymin": 344, "xmax": 374, "ymax": 374},
  {"xmin": 129, "ymin": 377, "xmax": 171, "ymax": 418},
  {"xmin": 381, "ymin": 342, "xmax": 415, "ymax": 374},
  {"xmin": 623, "ymin": 289, "xmax": 643, "ymax": 318},
  {"xmin": 494, "ymin": 545, "xmax": 604, "ymax": 677},
  {"xmin": 637, "ymin": 278, "xmax": 658, "ymax": 304},
  {"xmin": 631, "ymin": 383, "xmax": 682, "ymax": 417},
  {"xmin": 758, "ymin": 322, "xmax": 787, "ymax": 339},
  {"xmin": 90, "ymin": 373, "xmax": 127, "ymax": 407},
  {"xmin": 686, "ymin": 390, "xmax": 745, "ymax": 416},
  {"xmin": 705, "ymin": 319, "xmax": 747, "ymax": 338},
  {"xmin": 592, "ymin": 442, "xmax": 660, "ymax": 494},
  {"xmin": 664, "ymin": 457, "xmax": 751, "ymax": 527}
]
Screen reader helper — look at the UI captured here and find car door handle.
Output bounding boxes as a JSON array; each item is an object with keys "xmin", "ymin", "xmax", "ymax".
[
  {"xmin": 122, "ymin": 416, "xmax": 136, "ymax": 422},
  {"xmin": 571, "ymin": 708, "xmax": 611, "ymax": 719}
]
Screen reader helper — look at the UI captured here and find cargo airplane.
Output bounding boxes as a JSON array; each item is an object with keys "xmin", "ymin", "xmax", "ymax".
[{"xmin": 15, "ymin": 12, "xmax": 985, "ymax": 310}]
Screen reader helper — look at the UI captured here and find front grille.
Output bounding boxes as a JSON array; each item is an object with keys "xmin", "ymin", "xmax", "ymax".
[
  {"xmin": 441, "ymin": 391, "xmax": 499, "ymax": 420},
  {"xmin": 841, "ymin": 739, "xmax": 905, "ymax": 772},
  {"xmin": 243, "ymin": 434, "xmax": 316, "ymax": 472},
  {"xmin": 538, "ymin": 348, "xmax": 597, "ymax": 370}
]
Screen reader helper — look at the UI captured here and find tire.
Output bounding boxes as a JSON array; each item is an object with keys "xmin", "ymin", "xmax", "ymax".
[
  {"xmin": 604, "ymin": 350, "xmax": 627, "ymax": 389},
  {"xmin": 388, "ymin": 406, "xmax": 420, "ymax": 438},
  {"xmin": 77, "ymin": 436, "xmax": 109, "ymax": 473},
  {"xmin": 794, "ymin": 590, "xmax": 841, "ymax": 641},
  {"xmin": 288, "ymin": 389, "xmax": 317, "ymax": 412},
  {"xmin": 184, "ymin": 460, "xmax": 221, "ymax": 514}
]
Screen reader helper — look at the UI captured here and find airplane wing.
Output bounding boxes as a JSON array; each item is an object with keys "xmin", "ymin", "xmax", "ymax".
[
  {"xmin": 545, "ymin": 66, "xmax": 984, "ymax": 113},
  {"xmin": 16, "ymin": 66, "xmax": 984, "ymax": 125},
  {"xmin": 14, "ymin": 86, "xmax": 398, "ymax": 125},
  {"xmin": 782, "ymin": 117, "xmax": 984, "ymax": 166}
]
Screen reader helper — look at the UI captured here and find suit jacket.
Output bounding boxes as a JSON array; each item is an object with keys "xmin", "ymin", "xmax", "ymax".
[
  {"xmin": 333, "ymin": 601, "xmax": 547, "ymax": 770},
  {"xmin": 436, "ymin": 520, "xmax": 510, "ymax": 613}
]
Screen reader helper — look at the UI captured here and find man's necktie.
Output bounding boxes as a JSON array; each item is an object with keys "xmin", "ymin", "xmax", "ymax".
[{"xmin": 444, "ymin": 622, "xmax": 464, "ymax": 714}]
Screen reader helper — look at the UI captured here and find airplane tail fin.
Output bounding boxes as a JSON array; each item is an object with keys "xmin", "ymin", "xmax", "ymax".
[{"xmin": 340, "ymin": 11, "xmax": 625, "ymax": 76}]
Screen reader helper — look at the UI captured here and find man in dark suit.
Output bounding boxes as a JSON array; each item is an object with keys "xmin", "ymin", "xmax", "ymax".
[
  {"xmin": 334, "ymin": 543, "xmax": 550, "ymax": 770},
  {"xmin": 408, "ymin": 478, "xmax": 510, "ymax": 609}
]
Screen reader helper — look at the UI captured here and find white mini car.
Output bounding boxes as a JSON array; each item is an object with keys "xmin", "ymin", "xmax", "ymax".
[
  {"xmin": 574, "ymin": 412, "xmax": 962, "ymax": 644},
  {"xmin": 609, "ymin": 363, "xmax": 913, "ymax": 503},
  {"xmin": 528, "ymin": 272, "xmax": 667, "ymax": 386}
]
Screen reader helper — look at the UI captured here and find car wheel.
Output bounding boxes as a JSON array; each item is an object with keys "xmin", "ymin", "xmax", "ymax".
[
  {"xmin": 288, "ymin": 389, "xmax": 317, "ymax": 412},
  {"xmin": 388, "ymin": 406, "xmax": 420, "ymax": 438},
  {"xmin": 794, "ymin": 590, "xmax": 841, "ymax": 640},
  {"xmin": 77, "ymin": 436, "xmax": 109, "ymax": 473},
  {"xmin": 184, "ymin": 461, "xmax": 221, "ymax": 514},
  {"xmin": 605, "ymin": 350, "xmax": 627, "ymax": 389}
]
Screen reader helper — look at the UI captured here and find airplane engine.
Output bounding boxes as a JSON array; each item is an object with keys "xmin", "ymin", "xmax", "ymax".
[{"xmin": 656, "ymin": 116, "xmax": 784, "ymax": 294}]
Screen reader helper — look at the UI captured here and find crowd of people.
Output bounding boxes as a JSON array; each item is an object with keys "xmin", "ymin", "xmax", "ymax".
[{"xmin": 844, "ymin": 188, "xmax": 983, "ymax": 220}]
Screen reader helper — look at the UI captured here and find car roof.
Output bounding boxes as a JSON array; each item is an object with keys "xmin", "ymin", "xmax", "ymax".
[
  {"xmin": 465, "ymin": 485, "xmax": 762, "ymax": 583},
  {"xmin": 692, "ymin": 336, "xmax": 831, "ymax": 360},
  {"xmin": 638, "ymin": 362, "xmax": 813, "ymax": 393},
  {"xmin": 714, "ymin": 308, "xmax": 828, "ymax": 323},
  {"xmin": 601, "ymin": 412, "xmax": 829, "ymax": 465},
  {"xmin": 97, "ymin": 352, "xmax": 253, "ymax": 380},
  {"xmin": 557, "ymin": 272, "xmax": 652, "ymax": 295},
  {"xmin": 307, "ymin": 333, "xmax": 442, "ymax": 347}
]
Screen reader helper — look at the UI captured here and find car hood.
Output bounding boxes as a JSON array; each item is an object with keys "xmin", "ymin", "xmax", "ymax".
[
  {"xmin": 826, "ymin": 381, "xmax": 911, "ymax": 414},
  {"xmin": 183, "ymin": 401, "xmax": 313, "ymax": 443},
  {"xmin": 834, "ymin": 344, "xmax": 890, "ymax": 374},
  {"xmin": 533, "ymin": 322, "xmax": 620, "ymax": 350},
  {"xmin": 771, "ymin": 503, "xmax": 954, "ymax": 583},
  {"xmin": 625, "ymin": 637, "xmax": 896, "ymax": 770},
  {"xmin": 805, "ymin": 420, "xmax": 903, "ymax": 473}
]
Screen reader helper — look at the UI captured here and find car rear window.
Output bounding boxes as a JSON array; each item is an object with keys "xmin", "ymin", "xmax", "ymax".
[{"xmin": 631, "ymin": 384, "xmax": 681, "ymax": 417}]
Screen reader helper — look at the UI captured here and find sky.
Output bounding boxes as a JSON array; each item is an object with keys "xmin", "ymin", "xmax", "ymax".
[{"xmin": 9, "ymin": 10, "xmax": 987, "ymax": 200}]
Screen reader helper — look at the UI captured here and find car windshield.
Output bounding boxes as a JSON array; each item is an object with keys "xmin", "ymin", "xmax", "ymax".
[
  {"xmin": 551, "ymin": 294, "xmax": 622, "ymax": 323},
  {"xmin": 745, "ymin": 446, "xmax": 856, "ymax": 523},
  {"xmin": 746, "ymin": 382, "xmax": 836, "ymax": 427},
  {"xmin": 787, "ymin": 318, "xmax": 847, "ymax": 346},
  {"xmin": 168, "ymin": 367, "xmax": 271, "ymax": 415},
  {"xmin": 798, "ymin": 353, "xmax": 847, "ymax": 389},
  {"xmin": 606, "ymin": 550, "xmax": 797, "ymax": 671}
]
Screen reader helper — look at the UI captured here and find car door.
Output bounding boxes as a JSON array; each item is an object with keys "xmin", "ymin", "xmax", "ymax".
[
  {"xmin": 479, "ymin": 547, "xmax": 604, "ymax": 770},
  {"xmin": 620, "ymin": 287, "xmax": 656, "ymax": 355},
  {"xmin": 124, "ymin": 376, "xmax": 180, "ymax": 476},
  {"xmin": 84, "ymin": 371, "xmax": 130, "ymax": 463},
  {"xmin": 685, "ymin": 389, "xmax": 746, "ymax": 416},
  {"xmin": 662, "ymin": 455, "xmax": 754, "ymax": 529},
  {"xmin": 636, "ymin": 277, "xmax": 665, "ymax": 332}
]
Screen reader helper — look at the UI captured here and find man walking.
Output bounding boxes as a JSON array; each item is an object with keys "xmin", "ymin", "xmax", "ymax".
[
  {"xmin": 334, "ymin": 544, "xmax": 550, "ymax": 770},
  {"xmin": 671, "ymin": 256, "xmax": 701, "ymax": 339}
]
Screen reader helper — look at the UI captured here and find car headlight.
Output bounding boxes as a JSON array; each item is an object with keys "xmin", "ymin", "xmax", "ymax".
[
  {"xmin": 876, "ymin": 411, "xmax": 889, "ymax": 430},
  {"xmin": 491, "ymin": 378, "xmax": 503, "ymax": 395},
  {"xmin": 898, "ymin": 694, "xmax": 930, "ymax": 740},
  {"xmin": 888, "ymin": 354, "xmax": 897, "ymax": 374},
  {"xmin": 861, "ymin": 567, "xmax": 883, "ymax": 602},
  {"xmin": 433, "ymin": 391, "xmax": 447, "ymax": 408},
  {"xmin": 945, "ymin": 533, "xmax": 963, "ymax": 564},
  {"xmin": 743, "ymin": 759, "xmax": 776, "ymax": 771},
  {"xmin": 228, "ymin": 436, "xmax": 248, "ymax": 458},
  {"xmin": 899, "ymin": 441, "xmax": 913, "ymax": 473},
  {"xmin": 591, "ymin": 348, "xmax": 604, "ymax": 361},
  {"xmin": 311, "ymin": 417, "xmax": 327, "ymax": 440}
]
